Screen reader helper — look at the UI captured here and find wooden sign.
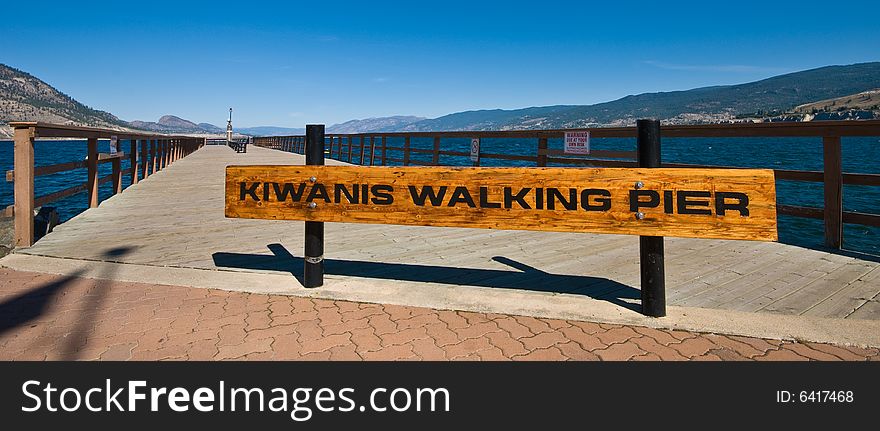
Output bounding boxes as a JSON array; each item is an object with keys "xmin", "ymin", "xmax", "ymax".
[{"xmin": 225, "ymin": 166, "xmax": 778, "ymax": 241}]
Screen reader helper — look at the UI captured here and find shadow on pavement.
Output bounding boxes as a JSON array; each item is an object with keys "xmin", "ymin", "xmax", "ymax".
[
  {"xmin": 0, "ymin": 246, "xmax": 134, "ymax": 359},
  {"xmin": 212, "ymin": 243, "xmax": 640, "ymax": 311},
  {"xmin": 59, "ymin": 246, "xmax": 133, "ymax": 359},
  {"xmin": 0, "ymin": 270, "xmax": 87, "ymax": 337}
]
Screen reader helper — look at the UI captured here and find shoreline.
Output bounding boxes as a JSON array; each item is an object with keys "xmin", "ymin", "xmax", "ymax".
[{"xmin": 0, "ymin": 215, "xmax": 12, "ymax": 258}]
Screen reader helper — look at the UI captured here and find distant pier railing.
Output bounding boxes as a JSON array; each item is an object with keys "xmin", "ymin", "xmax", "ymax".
[
  {"xmin": 206, "ymin": 137, "xmax": 250, "ymax": 153},
  {"xmin": 252, "ymin": 120, "xmax": 880, "ymax": 250},
  {"xmin": 6, "ymin": 122, "xmax": 205, "ymax": 247}
]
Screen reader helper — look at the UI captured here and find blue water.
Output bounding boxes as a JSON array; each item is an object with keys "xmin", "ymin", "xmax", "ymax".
[
  {"xmin": 1, "ymin": 137, "xmax": 878, "ymax": 255},
  {"xmin": 0, "ymin": 139, "xmax": 140, "ymax": 222}
]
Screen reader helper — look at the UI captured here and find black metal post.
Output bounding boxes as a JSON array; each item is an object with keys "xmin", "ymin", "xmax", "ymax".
[
  {"xmin": 637, "ymin": 119, "xmax": 666, "ymax": 317},
  {"xmin": 304, "ymin": 124, "xmax": 325, "ymax": 288}
]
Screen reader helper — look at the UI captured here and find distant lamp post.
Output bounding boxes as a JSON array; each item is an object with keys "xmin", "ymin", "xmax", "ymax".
[{"xmin": 226, "ymin": 108, "xmax": 233, "ymax": 143}]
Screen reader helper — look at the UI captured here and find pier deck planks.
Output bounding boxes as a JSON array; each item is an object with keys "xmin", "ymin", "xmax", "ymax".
[{"xmin": 17, "ymin": 145, "xmax": 880, "ymax": 320}]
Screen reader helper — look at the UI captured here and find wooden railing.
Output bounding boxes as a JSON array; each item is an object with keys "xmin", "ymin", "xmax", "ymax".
[
  {"xmin": 252, "ymin": 120, "xmax": 880, "ymax": 250},
  {"xmin": 206, "ymin": 137, "xmax": 250, "ymax": 153},
  {"xmin": 6, "ymin": 122, "xmax": 206, "ymax": 247}
]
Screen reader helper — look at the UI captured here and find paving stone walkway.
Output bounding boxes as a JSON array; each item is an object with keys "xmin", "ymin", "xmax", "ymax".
[{"xmin": 0, "ymin": 268, "xmax": 877, "ymax": 361}]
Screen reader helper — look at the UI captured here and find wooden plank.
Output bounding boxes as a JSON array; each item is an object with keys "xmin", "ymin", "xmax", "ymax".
[
  {"xmin": 7, "ymin": 160, "xmax": 88, "ymax": 182},
  {"xmin": 481, "ymin": 152, "xmax": 540, "ymax": 162},
  {"xmin": 438, "ymin": 150, "xmax": 470, "ymax": 157},
  {"xmin": 843, "ymin": 173, "xmax": 880, "ymax": 186},
  {"xmin": 34, "ymin": 183, "xmax": 88, "ymax": 207},
  {"xmin": 803, "ymin": 266, "xmax": 880, "ymax": 318},
  {"xmin": 823, "ymin": 136, "xmax": 843, "ymax": 248},
  {"xmin": 761, "ymin": 261, "xmax": 876, "ymax": 316},
  {"xmin": 843, "ymin": 211, "xmax": 880, "ymax": 227},
  {"xmin": 539, "ymin": 148, "xmax": 637, "ymax": 159},
  {"xmin": 774, "ymin": 169, "xmax": 824, "ymax": 182},
  {"xmin": 546, "ymin": 157, "xmax": 637, "ymax": 167},
  {"xmin": 225, "ymin": 166, "xmax": 778, "ymax": 241},
  {"xmin": 777, "ymin": 204, "xmax": 823, "ymax": 219}
]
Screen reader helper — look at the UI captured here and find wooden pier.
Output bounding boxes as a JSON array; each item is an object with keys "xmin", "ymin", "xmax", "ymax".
[{"xmin": 11, "ymin": 143, "xmax": 879, "ymax": 321}]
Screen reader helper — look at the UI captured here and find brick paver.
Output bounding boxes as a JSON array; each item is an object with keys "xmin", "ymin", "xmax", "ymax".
[{"xmin": 0, "ymin": 268, "xmax": 878, "ymax": 361}]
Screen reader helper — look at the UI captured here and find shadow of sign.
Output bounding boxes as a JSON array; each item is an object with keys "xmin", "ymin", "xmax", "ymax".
[{"xmin": 212, "ymin": 243, "xmax": 640, "ymax": 311}]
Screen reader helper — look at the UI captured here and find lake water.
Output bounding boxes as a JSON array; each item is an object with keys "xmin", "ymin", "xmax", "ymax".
[{"xmin": 1, "ymin": 137, "xmax": 878, "ymax": 255}]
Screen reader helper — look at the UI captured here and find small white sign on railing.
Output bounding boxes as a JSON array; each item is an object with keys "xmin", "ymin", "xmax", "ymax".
[
  {"xmin": 470, "ymin": 138, "xmax": 481, "ymax": 162},
  {"xmin": 110, "ymin": 136, "xmax": 119, "ymax": 155},
  {"xmin": 564, "ymin": 131, "xmax": 590, "ymax": 155}
]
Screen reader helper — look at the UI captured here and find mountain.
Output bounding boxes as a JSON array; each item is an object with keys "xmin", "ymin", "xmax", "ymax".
[
  {"xmin": 0, "ymin": 63, "xmax": 131, "ymax": 138},
  {"xmin": 327, "ymin": 116, "xmax": 426, "ymax": 133},
  {"xmin": 128, "ymin": 115, "xmax": 225, "ymax": 134},
  {"xmin": 198, "ymin": 123, "xmax": 225, "ymax": 134},
  {"xmin": 235, "ymin": 126, "xmax": 306, "ymax": 136},
  {"xmin": 793, "ymin": 89, "xmax": 880, "ymax": 113},
  {"xmin": 403, "ymin": 62, "xmax": 880, "ymax": 131},
  {"xmin": 4, "ymin": 61, "xmax": 880, "ymax": 139}
]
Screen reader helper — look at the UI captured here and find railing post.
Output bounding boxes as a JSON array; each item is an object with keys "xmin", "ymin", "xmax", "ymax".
[
  {"xmin": 140, "ymin": 138, "xmax": 148, "ymax": 179},
  {"xmin": 403, "ymin": 136, "xmax": 411, "ymax": 166},
  {"xmin": 359, "ymin": 136, "xmax": 366, "ymax": 165},
  {"xmin": 111, "ymin": 156, "xmax": 122, "ymax": 195},
  {"xmin": 87, "ymin": 137, "xmax": 99, "ymax": 208},
  {"xmin": 164, "ymin": 139, "xmax": 170, "ymax": 167},
  {"xmin": 537, "ymin": 137, "xmax": 548, "ymax": 167},
  {"xmin": 304, "ymin": 124, "xmax": 325, "ymax": 288},
  {"xmin": 347, "ymin": 136, "xmax": 353, "ymax": 162},
  {"xmin": 369, "ymin": 136, "xmax": 375, "ymax": 166},
  {"xmin": 381, "ymin": 136, "xmax": 387, "ymax": 166},
  {"xmin": 130, "ymin": 139, "xmax": 139, "ymax": 185},
  {"xmin": 432, "ymin": 136, "xmax": 441, "ymax": 165},
  {"xmin": 823, "ymin": 136, "xmax": 843, "ymax": 248},
  {"xmin": 637, "ymin": 119, "xmax": 665, "ymax": 318},
  {"xmin": 13, "ymin": 126, "xmax": 35, "ymax": 247},
  {"xmin": 150, "ymin": 139, "xmax": 157, "ymax": 175}
]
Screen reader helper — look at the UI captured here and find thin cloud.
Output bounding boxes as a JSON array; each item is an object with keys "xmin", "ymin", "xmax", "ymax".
[
  {"xmin": 643, "ymin": 60, "xmax": 789, "ymax": 74},
  {"xmin": 372, "ymin": 77, "xmax": 389, "ymax": 83}
]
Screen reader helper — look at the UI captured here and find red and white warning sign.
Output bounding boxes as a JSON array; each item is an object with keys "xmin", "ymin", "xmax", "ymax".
[{"xmin": 564, "ymin": 131, "xmax": 590, "ymax": 155}]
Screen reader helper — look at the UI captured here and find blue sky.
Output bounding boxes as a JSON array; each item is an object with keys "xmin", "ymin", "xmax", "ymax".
[{"xmin": 2, "ymin": 0, "xmax": 878, "ymax": 127}]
